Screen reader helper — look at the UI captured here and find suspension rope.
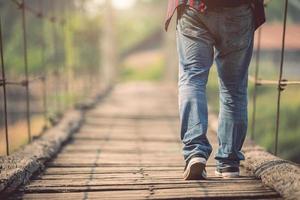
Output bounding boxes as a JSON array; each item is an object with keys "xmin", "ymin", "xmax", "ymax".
[{"xmin": 274, "ymin": 0, "xmax": 289, "ymax": 156}]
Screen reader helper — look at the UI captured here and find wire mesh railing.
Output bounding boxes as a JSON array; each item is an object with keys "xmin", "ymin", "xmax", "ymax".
[
  {"xmin": 0, "ymin": 0, "xmax": 105, "ymax": 156},
  {"xmin": 249, "ymin": 0, "xmax": 300, "ymax": 156}
]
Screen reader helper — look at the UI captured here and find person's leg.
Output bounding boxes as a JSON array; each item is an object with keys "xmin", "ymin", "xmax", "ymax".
[
  {"xmin": 176, "ymin": 8, "xmax": 215, "ymax": 163},
  {"xmin": 214, "ymin": 4, "xmax": 255, "ymax": 174}
]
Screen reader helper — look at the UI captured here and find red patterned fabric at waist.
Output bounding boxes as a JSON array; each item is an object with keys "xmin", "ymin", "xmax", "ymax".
[{"xmin": 164, "ymin": 0, "xmax": 265, "ymax": 32}]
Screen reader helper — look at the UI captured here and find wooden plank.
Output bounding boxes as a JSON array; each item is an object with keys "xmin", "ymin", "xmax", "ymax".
[
  {"xmin": 54, "ymin": 153, "xmax": 184, "ymax": 160},
  {"xmin": 34, "ymin": 168, "xmax": 252, "ymax": 180},
  {"xmin": 66, "ymin": 140, "xmax": 181, "ymax": 146},
  {"xmin": 151, "ymin": 188, "xmax": 280, "ymax": 199},
  {"xmin": 25, "ymin": 179, "xmax": 265, "ymax": 188},
  {"xmin": 13, "ymin": 190, "xmax": 149, "ymax": 200},
  {"xmin": 42, "ymin": 166, "xmax": 186, "ymax": 175},
  {"xmin": 15, "ymin": 188, "xmax": 280, "ymax": 200},
  {"xmin": 60, "ymin": 146, "xmax": 182, "ymax": 154},
  {"xmin": 72, "ymin": 135, "xmax": 180, "ymax": 143},
  {"xmin": 22, "ymin": 184, "xmax": 277, "ymax": 194}
]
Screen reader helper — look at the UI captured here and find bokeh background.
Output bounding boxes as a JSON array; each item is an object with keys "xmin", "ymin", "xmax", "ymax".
[{"xmin": 0, "ymin": 0, "xmax": 299, "ymax": 163}]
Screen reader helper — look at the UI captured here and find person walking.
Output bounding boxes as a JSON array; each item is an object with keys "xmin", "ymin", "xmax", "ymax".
[{"xmin": 165, "ymin": 0, "xmax": 265, "ymax": 180}]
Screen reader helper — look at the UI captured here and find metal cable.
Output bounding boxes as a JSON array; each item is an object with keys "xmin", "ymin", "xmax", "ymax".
[
  {"xmin": 274, "ymin": 0, "xmax": 289, "ymax": 156},
  {"xmin": 21, "ymin": 0, "xmax": 32, "ymax": 142},
  {"xmin": 251, "ymin": 27, "xmax": 262, "ymax": 140},
  {"xmin": 0, "ymin": 17, "xmax": 10, "ymax": 155}
]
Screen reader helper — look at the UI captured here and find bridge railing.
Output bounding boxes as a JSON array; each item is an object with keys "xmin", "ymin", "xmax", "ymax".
[
  {"xmin": 249, "ymin": 0, "xmax": 300, "ymax": 157},
  {"xmin": 0, "ymin": 0, "xmax": 108, "ymax": 156}
]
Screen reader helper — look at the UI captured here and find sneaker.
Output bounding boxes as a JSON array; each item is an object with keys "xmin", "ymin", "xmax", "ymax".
[
  {"xmin": 215, "ymin": 166, "xmax": 240, "ymax": 178},
  {"xmin": 183, "ymin": 156, "xmax": 207, "ymax": 180}
]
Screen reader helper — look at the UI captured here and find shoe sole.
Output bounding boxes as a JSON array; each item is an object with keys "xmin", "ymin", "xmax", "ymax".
[
  {"xmin": 183, "ymin": 158, "xmax": 206, "ymax": 180},
  {"xmin": 215, "ymin": 170, "xmax": 239, "ymax": 178}
]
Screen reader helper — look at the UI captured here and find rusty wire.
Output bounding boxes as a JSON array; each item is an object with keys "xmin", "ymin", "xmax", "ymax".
[
  {"xmin": 274, "ymin": 0, "xmax": 289, "ymax": 156},
  {"xmin": 39, "ymin": 0, "xmax": 48, "ymax": 128},
  {"xmin": 250, "ymin": 27, "xmax": 262, "ymax": 140},
  {"xmin": 249, "ymin": 76, "xmax": 300, "ymax": 87},
  {"xmin": 21, "ymin": 0, "xmax": 32, "ymax": 142},
  {"xmin": 0, "ymin": 17, "xmax": 10, "ymax": 155},
  {"xmin": 1, "ymin": 76, "xmax": 45, "ymax": 87}
]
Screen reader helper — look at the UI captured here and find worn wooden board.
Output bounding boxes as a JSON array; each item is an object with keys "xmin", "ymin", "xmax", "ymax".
[{"xmin": 12, "ymin": 189, "xmax": 280, "ymax": 200}]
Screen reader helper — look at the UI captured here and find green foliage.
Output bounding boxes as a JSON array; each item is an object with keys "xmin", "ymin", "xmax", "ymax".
[
  {"xmin": 121, "ymin": 57, "xmax": 164, "ymax": 81},
  {"xmin": 116, "ymin": 1, "xmax": 165, "ymax": 54},
  {"xmin": 115, "ymin": 1, "xmax": 166, "ymax": 82}
]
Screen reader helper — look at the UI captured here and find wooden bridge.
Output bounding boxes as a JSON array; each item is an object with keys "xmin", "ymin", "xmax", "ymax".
[
  {"xmin": 6, "ymin": 83, "xmax": 283, "ymax": 200},
  {"xmin": 1, "ymin": 0, "xmax": 300, "ymax": 199}
]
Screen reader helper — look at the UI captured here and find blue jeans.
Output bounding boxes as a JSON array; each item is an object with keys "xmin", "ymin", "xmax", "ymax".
[{"xmin": 176, "ymin": 4, "xmax": 255, "ymax": 169}]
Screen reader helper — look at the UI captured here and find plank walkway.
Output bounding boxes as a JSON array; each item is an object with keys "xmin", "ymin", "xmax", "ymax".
[{"xmin": 10, "ymin": 83, "xmax": 281, "ymax": 199}]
